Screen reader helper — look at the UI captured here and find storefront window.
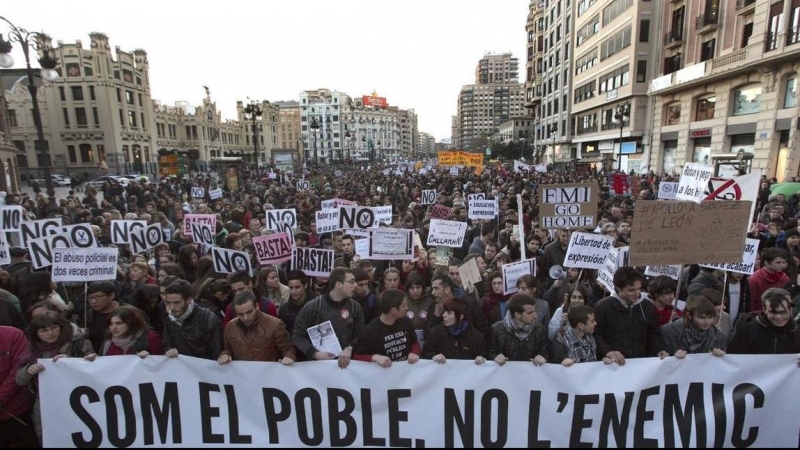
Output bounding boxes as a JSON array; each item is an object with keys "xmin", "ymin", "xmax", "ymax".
[
  {"xmin": 662, "ymin": 141, "xmax": 677, "ymax": 174},
  {"xmin": 784, "ymin": 78, "xmax": 797, "ymax": 108},
  {"xmin": 693, "ymin": 137, "xmax": 711, "ymax": 165}
]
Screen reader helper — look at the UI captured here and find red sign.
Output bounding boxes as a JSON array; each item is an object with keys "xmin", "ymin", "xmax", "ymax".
[
  {"xmin": 690, "ymin": 129, "xmax": 712, "ymax": 138},
  {"xmin": 362, "ymin": 94, "xmax": 388, "ymax": 108}
]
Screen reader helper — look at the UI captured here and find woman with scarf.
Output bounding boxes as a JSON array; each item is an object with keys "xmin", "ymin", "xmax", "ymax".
[
  {"xmin": 661, "ymin": 296, "xmax": 727, "ymax": 358},
  {"xmin": 256, "ymin": 267, "xmax": 290, "ymax": 311},
  {"xmin": 423, "ymin": 298, "xmax": 487, "ymax": 364},
  {"xmin": 548, "ymin": 284, "xmax": 592, "ymax": 341},
  {"xmin": 99, "ymin": 305, "xmax": 163, "ymax": 357},
  {"xmin": 488, "ymin": 293, "xmax": 550, "ymax": 366},
  {"xmin": 15, "ymin": 311, "xmax": 95, "ymax": 444},
  {"xmin": 481, "ymin": 272, "xmax": 512, "ymax": 325}
]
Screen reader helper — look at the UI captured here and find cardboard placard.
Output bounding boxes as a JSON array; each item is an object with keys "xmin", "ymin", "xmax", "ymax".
[
  {"xmin": 191, "ymin": 187, "xmax": 205, "ymax": 198},
  {"xmin": 183, "ymin": 214, "xmax": 216, "ymax": 237},
  {"xmin": 0, "ymin": 206, "xmax": 22, "ymax": 231},
  {"xmin": 265, "ymin": 209, "xmax": 298, "ymax": 230},
  {"xmin": 468, "ymin": 199, "xmax": 498, "ymax": 220},
  {"xmin": 209, "ymin": 188, "xmax": 223, "ymax": 200},
  {"xmin": 19, "ymin": 218, "xmax": 63, "ymax": 249},
  {"xmin": 211, "ymin": 247, "xmax": 252, "ymax": 276},
  {"xmin": 110, "ymin": 220, "xmax": 146, "ymax": 245},
  {"xmin": 421, "ymin": 190, "xmax": 437, "ymax": 205},
  {"xmin": 431, "ymin": 204, "xmax": 453, "ymax": 220},
  {"xmin": 598, "ymin": 247, "xmax": 627, "ymax": 293},
  {"xmin": 315, "ymin": 210, "xmax": 340, "ymax": 234},
  {"xmin": 129, "ymin": 224, "xmax": 165, "ymax": 255},
  {"xmin": 630, "ymin": 200, "xmax": 751, "ymax": 266},
  {"xmin": 538, "ymin": 182, "xmax": 599, "ymax": 229},
  {"xmin": 458, "ymin": 258, "xmax": 482, "ymax": 288}
]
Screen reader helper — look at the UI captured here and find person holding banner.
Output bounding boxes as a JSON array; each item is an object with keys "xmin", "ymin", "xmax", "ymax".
[
  {"xmin": 99, "ymin": 305, "xmax": 163, "ymax": 357},
  {"xmin": 163, "ymin": 280, "xmax": 224, "ymax": 361},
  {"xmin": 423, "ymin": 298, "xmax": 487, "ymax": 365},
  {"xmin": 0, "ymin": 326, "xmax": 40, "ymax": 448},
  {"xmin": 550, "ymin": 305, "xmax": 611, "ymax": 367},
  {"xmin": 291, "ymin": 268, "xmax": 364, "ymax": 369},
  {"xmin": 594, "ymin": 267, "xmax": 668, "ymax": 365},
  {"xmin": 660, "ymin": 296, "xmax": 727, "ymax": 359},
  {"xmin": 353, "ymin": 289, "xmax": 421, "ymax": 367},
  {"xmin": 488, "ymin": 293, "xmax": 550, "ymax": 366}
]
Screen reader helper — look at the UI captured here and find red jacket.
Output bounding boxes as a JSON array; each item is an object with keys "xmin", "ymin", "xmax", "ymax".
[
  {"xmin": 748, "ymin": 268, "xmax": 789, "ymax": 312},
  {"xmin": 0, "ymin": 326, "xmax": 33, "ymax": 420}
]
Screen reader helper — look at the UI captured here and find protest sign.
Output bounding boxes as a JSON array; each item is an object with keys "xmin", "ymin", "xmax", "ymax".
[
  {"xmin": 190, "ymin": 222, "xmax": 215, "ymax": 247},
  {"xmin": 211, "ymin": 247, "xmax": 252, "ymax": 276},
  {"xmin": 183, "ymin": 214, "xmax": 216, "ymax": 236},
  {"xmin": 252, "ymin": 233, "xmax": 292, "ymax": 266},
  {"xmin": 658, "ymin": 182, "xmax": 679, "ymax": 200},
  {"xmin": 644, "ymin": 265, "xmax": 682, "ymax": 280},
  {"xmin": 321, "ymin": 198, "xmax": 357, "ymax": 211},
  {"xmin": 434, "ymin": 246, "xmax": 452, "ymax": 266},
  {"xmin": 0, "ymin": 239, "xmax": 8, "ymax": 265},
  {"xmin": 630, "ymin": 200, "xmax": 751, "ymax": 266},
  {"xmin": 39, "ymin": 355, "xmax": 800, "ymax": 448},
  {"xmin": 52, "ymin": 248, "xmax": 118, "ymax": 282},
  {"xmin": 449, "ymin": 167, "xmax": 459, "ymax": 176},
  {"xmin": 0, "ymin": 205, "xmax": 22, "ymax": 231},
  {"xmin": 265, "ymin": 209, "xmax": 298, "ymax": 230},
  {"xmin": 513, "ymin": 160, "xmax": 532, "ymax": 172},
  {"xmin": 296, "ymin": 180, "xmax": 310, "ymax": 191},
  {"xmin": 467, "ymin": 193, "xmax": 485, "ymax": 202},
  {"xmin": 502, "ymin": 259, "xmax": 535, "ymax": 295},
  {"xmin": 315, "ymin": 210, "xmax": 340, "ymax": 234},
  {"xmin": 421, "ymin": 190, "xmax": 437, "ymax": 205},
  {"xmin": 110, "ymin": 220, "xmax": 146, "ymax": 245},
  {"xmin": 699, "ymin": 238, "xmax": 760, "ymax": 275},
  {"xmin": 28, "ymin": 224, "xmax": 97, "ymax": 269},
  {"xmin": 468, "ymin": 199, "xmax": 498, "ymax": 220},
  {"xmin": 676, "ymin": 163, "xmax": 714, "ymax": 203},
  {"xmin": 426, "ymin": 219, "xmax": 468, "ymax": 248},
  {"xmin": 704, "ymin": 171, "xmax": 761, "ymax": 232},
  {"xmin": 458, "ymin": 258, "xmax": 482, "ymax": 289},
  {"xmin": 191, "ymin": 187, "xmax": 205, "ymax": 198},
  {"xmin": 355, "ymin": 237, "xmax": 370, "ymax": 257},
  {"xmin": 129, "ymin": 224, "xmax": 165, "ymax": 255},
  {"xmin": 538, "ymin": 182, "xmax": 599, "ymax": 229},
  {"xmin": 431, "ymin": 204, "xmax": 452, "ymax": 220},
  {"xmin": 598, "ymin": 246, "xmax": 628, "ymax": 293},
  {"xmin": 367, "ymin": 228, "xmax": 414, "ymax": 260},
  {"xmin": 610, "ymin": 174, "xmax": 632, "ymax": 197},
  {"xmin": 563, "ymin": 232, "xmax": 615, "ymax": 269},
  {"xmin": 209, "ymin": 188, "xmax": 223, "ymax": 200},
  {"xmin": 339, "ymin": 206, "xmax": 390, "ymax": 237},
  {"xmin": 291, "ymin": 247, "xmax": 334, "ymax": 277},
  {"xmin": 19, "ymin": 218, "xmax": 62, "ymax": 248}
]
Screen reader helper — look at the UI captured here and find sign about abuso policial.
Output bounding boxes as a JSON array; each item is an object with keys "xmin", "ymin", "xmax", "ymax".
[{"xmin": 52, "ymin": 247, "xmax": 119, "ymax": 282}]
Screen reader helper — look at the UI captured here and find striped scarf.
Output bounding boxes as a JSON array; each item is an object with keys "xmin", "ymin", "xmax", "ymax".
[{"xmin": 563, "ymin": 326, "xmax": 597, "ymax": 363}]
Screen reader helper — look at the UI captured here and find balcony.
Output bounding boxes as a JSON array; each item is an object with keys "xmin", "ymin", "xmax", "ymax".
[
  {"xmin": 788, "ymin": 27, "xmax": 800, "ymax": 46},
  {"xmin": 765, "ymin": 31, "xmax": 779, "ymax": 52},
  {"xmin": 735, "ymin": 0, "xmax": 756, "ymax": 13},
  {"xmin": 576, "ymin": 125, "xmax": 597, "ymax": 135},
  {"xmin": 695, "ymin": 11, "xmax": 718, "ymax": 34},
  {"xmin": 663, "ymin": 30, "xmax": 684, "ymax": 49}
]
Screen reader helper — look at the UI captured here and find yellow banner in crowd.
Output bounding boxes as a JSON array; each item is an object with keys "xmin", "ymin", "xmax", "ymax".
[{"xmin": 437, "ymin": 151, "xmax": 483, "ymax": 168}]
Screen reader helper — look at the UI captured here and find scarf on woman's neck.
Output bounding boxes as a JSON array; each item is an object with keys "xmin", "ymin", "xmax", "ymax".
[
  {"xmin": 168, "ymin": 301, "xmax": 197, "ymax": 326},
  {"xmin": 483, "ymin": 291, "xmax": 511, "ymax": 317},
  {"xmin": 111, "ymin": 330, "xmax": 144, "ymax": 351},
  {"xmin": 447, "ymin": 320, "xmax": 471, "ymax": 337},
  {"xmin": 503, "ymin": 310, "xmax": 535, "ymax": 341}
]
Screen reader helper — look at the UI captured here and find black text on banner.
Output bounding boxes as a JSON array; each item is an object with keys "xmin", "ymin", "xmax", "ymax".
[{"xmin": 291, "ymin": 247, "xmax": 334, "ymax": 277}]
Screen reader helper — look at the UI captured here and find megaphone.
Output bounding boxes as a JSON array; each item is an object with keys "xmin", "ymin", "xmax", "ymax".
[{"xmin": 549, "ymin": 265, "xmax": 565, "ymax": 280}]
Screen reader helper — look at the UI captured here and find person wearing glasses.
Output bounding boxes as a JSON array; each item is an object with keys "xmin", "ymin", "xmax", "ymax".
[
  {"xmin": 80, "ymin": 281, "xmax": 122, "ymax": 351},
  {"xmin": 728, "ymin": 291, "xmax": 800, "ymax": 366},
  {"xmin": 292, "ymin": 267, "xmax": 364, "ymax": 369}
]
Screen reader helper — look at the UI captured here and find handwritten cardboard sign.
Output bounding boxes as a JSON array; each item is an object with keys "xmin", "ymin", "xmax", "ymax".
[
  {"xmin": 538, "ymin": 182, "xmax": 599, "ymax": 229},
  {"xmin": 630, "ymin": 200, "xmax": 751, "ymax": 266}
]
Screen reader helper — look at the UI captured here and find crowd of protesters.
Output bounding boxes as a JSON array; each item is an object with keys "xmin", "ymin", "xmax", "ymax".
[{"xmin": 1, "ymin": 159, "xmax": 800, "ymax": 447}]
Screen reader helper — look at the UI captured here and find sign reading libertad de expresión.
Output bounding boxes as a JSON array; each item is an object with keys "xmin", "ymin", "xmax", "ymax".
[{"xmin": 538, "ymin": 182, "xmax": 598, "ymax": 229}]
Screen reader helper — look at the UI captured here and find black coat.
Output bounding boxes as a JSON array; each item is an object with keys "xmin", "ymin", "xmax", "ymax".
[
  {"xmin": 488, "ymin": 320, "xmax": 550, "ymax": 362},
  {"xmin": 594, "ymin": 296, "xmax": 664, "ymax": 358},
  {"xmin": 423, "ymin": 323, "xmax": 487, "ymax": 360},
  {"xmin": 728, "ymin": 315, "xmax": 800, "ymax": 355},
  {"xmin": 163, "ymin": 305, "xmax": 223, "ymax": 360}
]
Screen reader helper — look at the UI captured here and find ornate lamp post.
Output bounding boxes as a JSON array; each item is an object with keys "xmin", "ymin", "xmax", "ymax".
[
  {"xmin": 613, "ymin": 104, "xmax": 630, "ymax": 172},
  {"xmin": 310, "ymin": 116, "xmax": 319, "ymax": 165},
  {"xmin": 0, "ymin": 17, "xmax": 59, "ymax": 214},
  {"xmin": 243, "ymin": 99, "xmax": 262, "ymax": 167}
]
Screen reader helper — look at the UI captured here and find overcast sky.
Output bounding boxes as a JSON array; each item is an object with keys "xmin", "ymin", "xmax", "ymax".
[{"xmin": 2, "ymin": 0, "xmax": 528, "ymax": 141}]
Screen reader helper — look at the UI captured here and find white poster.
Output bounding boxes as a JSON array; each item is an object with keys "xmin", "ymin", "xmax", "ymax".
[
  {"xmin": 51, "ymin": 248, "xmax": 118, "ymax": 282},
  {"xmin": 467, "ymin": 193, "xmax": 486, "ymax": 202},
  {"xmin": 658, "ymin": 182, "xmax": 679, "ymax": 200},
  {"xmin": 211, "ymin": 247, "xmax": 252, "ymax": 276},
  {"xmin": 129, "ymin": 223, "xmax": 165, "ymax": 255},
  {"xmin": 502, "ymin": 258, "xmax": 535, "ymax": 295},
  {"xmin": 191, "ymin": 187, "xmax": 205, "ymax": 198},
  {"xmin": 296, "ymin": 181, "xmax": 310, "ymax": 191},
  {"xmin": 355, "ymin": 237, "xmax": 370, "ymax": 257},
  {"xmin": 421, "ymin": 190, "xmax": 437, "ymax": 205},
  {"xmin": 0, "ymin": 238, "xmax": 9, "ymax": 265},
  {"xmin": 315, "ymin": 210, "xmax": 340, "ymax": 234},
  {"xmin": 265, "ymin": 209, "xmax": 298, "ymax": 231},
  {"xmin": 209, "ymin": 188, "xmax": 223, "ymax": 200},
  {"xmin": 564, "ymin": 232, "xmax": 615, "ymax": 269},
  {"xmin": 252, "ymin": 233, "xmax": 293, "ymax": 266},
  {"xmin": 0, "ymin": 205, "xmax": 22, "ymax": 231},
  {"xmin": 367, "ymin": 228, "xmax": 414, "ymax": 261},
  {"xmin": 426, "ymin": 219, "xmax": 468, "ymax": 248},
  {"xmin": 291, "ymin": 247, "xmax": 335, "ymax": 277},
  {"xmin": 699, "ymin": 238, "xmax": 760, "ymax": 275},
  {"xmin": 39, "ymin": 355, "xmax": 800, "ymax": 448},
  {"xmin": 109, "ymin": 220, "xmax": 147, "ymax": 245},
  {"xmin": 644, "ymin": 265, "xmax": 682, "ymax": 280},
  {"xmin": 183, "ymin": 214, "xmax": 216, "ymax": 236},
  {"xmin": 468, "ymin": 198, "xmax": 498, "ymax": 220},
  {"xmin": 190, "ymin": 222, "xmax": 215, "ymax": 247},
  {"xmin": 338, "ymin": 206, "xmax": 392, "ymax": 237},
  {"xmin": 676, "ymin": 162, "xmax": 714, "ymax": 203},
  {"xmin": 598, "ymin": 246, "xmax": 629, "ymax": 293},
  {"xmin": 27, "ymin": 224, "xmax": 97, "ymax": 269},
  {"xmin": 321, "ymin": 198, "xmax": 357, "ymax": 211},
  {"xmin": 19, "ymin": 218, "xmax": 63, "ymax": 249},
  {"xmin": 514, "ymin": 160, "xmax": 533, "ymax": 172}
]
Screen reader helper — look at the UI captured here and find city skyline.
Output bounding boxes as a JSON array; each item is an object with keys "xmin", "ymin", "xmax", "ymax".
[{"xmin": 1, "ymin": 0, "xmax": 528, "ymax": 142}]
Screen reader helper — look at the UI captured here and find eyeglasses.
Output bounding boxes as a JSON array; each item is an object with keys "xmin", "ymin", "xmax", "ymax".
[{"xmin": 87, "ymin": 293, "xmax": 108, "ymax": 301}]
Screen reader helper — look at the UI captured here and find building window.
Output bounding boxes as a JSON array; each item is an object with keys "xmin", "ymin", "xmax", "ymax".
[
  {"xmin": 662, "ymin": 141, "xmax": 677, "ymax": 174},
  {"xmin": 116, "ymin": 89, "xmax": 122, "ymax": 103},
  {"xmin": 126, "ymin": 91, "xmax": 134, "ymax": 105},
  {"xmin": 599, "ymin": 65, "xmax": 630, "ymax": 93},
  {"xmin": 67, "ymin": 145, "xmax": 77, "ymax": 163},
  {"xmin": 59, "ymin": 86, "xmax": 66, "ymax": 101},
  {"xmin": 700, "ymin": 39, "xmax": 716, "ymax": 62},
  {"xmin": 93, "ymin": 107, "xmax": 99, "ymax": 125},
  {"xmin": 128, "ymin": 111, "xmax": 137, "ymax": 127},
  {"xmin": 696, "ymin": 96, "xmax": 716, "ymax": 121},
  {"xmin": 80, "ymin": 144, "xmax": 94, "ymax": 163},
  {"xmin": 636, "ymin": 60, "xmax": 647, "ymax": 82},
  {"xmin": 75, "ymin": 108, "xmax": 87, "ymax": 126},
  {"xmin": 8, "ymin": 110, "xmax": 16, "ymax": 127},
  {"xmin": 89, "ymin": 86, "xmax": 95, "ymax": 101},
  {"xmin": 63, "ymin": 108, "xmax": 70, "ymax": 126},
  {"xmin": 602, "ymin": 0, "xmax": 633, "ymax": 26},
  {"xmin": 784, "ymin": 78, "xmax": 797, "ymax": 108},
  {"xmin": 119, "ymin": 109, "xmax": 124, "ymax": 126},
  {"xmin": 600, "ymin": 25, "xmax": 632, "ymax": 60},
  {"xmin": 574, "ymin": 81, "xmax": 596, "ymax": 103},
  {"xmin": 639, "ymin": 19, "xmax": 650, "ymax": 42},
  {"xmin": 693, "ymin": 137, "xmax": 712, "ymax": 165},
  {"xmin": 71, "ymin": 86, "xmax": 83, "ymax": 101},
  {"xmin": 741, "ymin": 22, "xmax": 754, "ymax": 48},
  {"xmin": 732, "ymin": 85, "xmax": 762, "ymax": 115},
  {"xmin": 138, "ymin": 93, "xmax": 143, "ymax": 106},
  {"xmin": 665, "ymin": 103, "xmax": 681, "ymax": 126}
]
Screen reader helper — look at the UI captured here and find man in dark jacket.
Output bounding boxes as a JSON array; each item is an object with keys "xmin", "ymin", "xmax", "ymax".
[
  {"xmin": 594, "ymin": 267, "xmax": 669, "ymax": 365},
  {"xmin": 488, "ymin": 293, "xmax": 550, "ymax": 365},
  {"xmin": 163, "ymin": 280, "xmax": 223, "ymax": 360},
  {"xmin": 729, "ymin": 291, "xmax": 800, "ymax": 361}
]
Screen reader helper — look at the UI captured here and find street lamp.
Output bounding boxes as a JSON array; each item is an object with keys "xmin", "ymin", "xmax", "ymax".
[
  {"xmin": 310, "ymin": 116, "xmax": 319, "ymax": 165},
  {"xmin": 613, "ymin": 104, "xmax": 630, "ymax": 172},
  {"xmin": 243, "ymin": 99, "xmax": 262, "ymax": 168},
  {"xmin": 344, "ymin": 126, "xmax": 351, "ymax": 162},
  {"xmin": 0, "ymin": 17, "xmax": 59, "ymax": 215},
  {"xmin": 547, "ymin": 124, "xmax": 558, "ymax": 166}
]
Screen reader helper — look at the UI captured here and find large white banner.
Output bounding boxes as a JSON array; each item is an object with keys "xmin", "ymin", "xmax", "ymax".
[
  {"xmin": 39, "ymin": 355, "xmax": 800, "ymax": 447},
  {"xmin": 564, "ymin": 232, "xmax": 615, "ymax": 269}
]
